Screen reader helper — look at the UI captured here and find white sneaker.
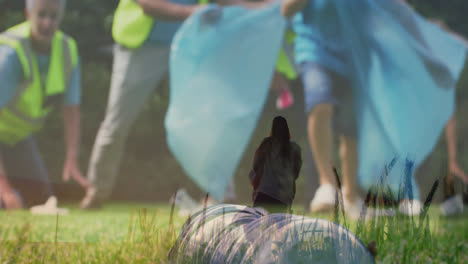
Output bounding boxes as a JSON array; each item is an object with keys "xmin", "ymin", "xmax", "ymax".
[
  {"xmin": 440, "ymin": 195, "xmax": 464, "ymax": 216},
  {"xmin": 342, "ymin": 193, "xmax": 365, "ymax": 220},
  {"xmin": 310, "ymin": 184, "xmax": 337, "ymax": 214},
  {"xmin": 398, "ymin": 199, "xmax": 422, "ymax": 216},
  {"xmin": 30, "ymin": 196, "xmax": 69, "ymax": 215}
]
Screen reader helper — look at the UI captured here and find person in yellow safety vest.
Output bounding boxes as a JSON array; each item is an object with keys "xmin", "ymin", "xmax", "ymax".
[
  {"xmin": 80, "ymin": 0, "xmax": 277, "ymax": 209},
  {"xmin": 0, "ymin": 0, "xmax": 88, "ymax": 209}
]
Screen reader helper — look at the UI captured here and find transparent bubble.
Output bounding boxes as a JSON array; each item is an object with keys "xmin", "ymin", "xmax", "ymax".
[{"xmin": 169, "ymin": 204, "xmax": 375, "ymax": 264}]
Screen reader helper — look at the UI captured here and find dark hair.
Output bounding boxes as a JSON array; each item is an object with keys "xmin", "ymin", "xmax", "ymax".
[{"xmin": 270, "ymin": 116, "xmax": 291, "ymax": 161}]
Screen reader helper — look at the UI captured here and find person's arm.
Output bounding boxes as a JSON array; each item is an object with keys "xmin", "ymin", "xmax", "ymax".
[
  {"xmin": 218, "ymin": 0, "xmax": 275, "ymax": 9},
  {"xmin": 61, "ymin": 58, "xmax": 89, "ymax": 189},
  {"xmin": 0, "ymin": 46, "xmax": 25, "ymax": 209},
  {"xmin": 281, "ymin": 0, "xmax": 308, "ymax": 18},
  {"xmin": 292, "ymin": 143, "xmax": 302, "ymax": 180},
  {"xmin": 249, "ymin": 148, "xmax": 260, "ymax": 185},
  {"xmin": 137, "ymin": 0, "xmax": 201, "ymax": 20},
  {"xmin": 445, "ymin": 116, "xmax": 468, "ymax": 183},
  {"xmin": 250, "ymin": 145, "xmax": 263, "ymax": 186},
  {"xmin": 62, "ymin": 105, "xmax": 89, "ymax": 189},
  {"xmin": 0, "ymin": 46, "xmax": 21, "ymax": 109},
  {"xmin": 0, "ymin": 152, "xmax": 23, "ymax": 209},
  {"xmin": 250, "ymin": 138, "xmax": 269, "ymax": 189}
]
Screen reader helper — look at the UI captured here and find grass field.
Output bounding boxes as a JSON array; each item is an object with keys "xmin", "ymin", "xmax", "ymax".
[{"xmin": 0, "ymin": 202, "xmax": 467, "ymax": 263}]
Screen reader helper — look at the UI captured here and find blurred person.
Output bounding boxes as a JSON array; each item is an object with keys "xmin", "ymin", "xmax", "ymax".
[
  {"xmin": 438, "ymin": 116, "xmax": 468, "ymax": 216},
  {"xmin": 250, "ymin": 116, "xmax": 302, "ymax": 213},
  {"xmin": 0, "ymin": 0, "xmax": 87, "ymax": 209},
  {"xmin": 81, "ymin": 0, "xmax": 276, "ymax": 209},
  {"xmin": 282, "ymin": 0, "xmax": 467, "ymax": 218},
  {"xmin": 282, "ymin": 0, "xmax": 363, "ymax": 219},
  {"xmin": 422, "ymin": 19, "xmax": 468, "ymax": 216},
  {"xmin": 80, "ymin": 0, "xmax": 217, "ymax": 209}
]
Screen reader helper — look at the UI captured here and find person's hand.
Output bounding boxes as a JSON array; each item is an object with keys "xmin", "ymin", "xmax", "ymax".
[
  {"xmin": 281, "ymin": 0, "xmax": 308, "ymax": 18},
  {"xmin": 201, "ymin": 5, "xmax": 223, "ymax": 24},
  {"xmin": 0, "ymin": 188, "xmax": 23, "ymax": 210},
  {"xmin": 63, "ymin": 155, "xmax": 90, "ymax": 189},
  {"xmin": 449, "ymin": 160, "xmax": 468, "ymax": 184}
]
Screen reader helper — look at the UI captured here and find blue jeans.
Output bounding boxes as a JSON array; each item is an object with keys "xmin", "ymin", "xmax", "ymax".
[
  {"xmin": 0, "ymin": 136, "xmax": 53, "ymax": 207},
  {"xmin": 300, "ymin": 62, "xmax": 356, "ymax": 138}
]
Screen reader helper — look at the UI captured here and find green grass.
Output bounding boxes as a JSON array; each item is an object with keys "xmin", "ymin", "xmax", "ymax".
[{"xmin": 1, "ymin": 202, "xmax": 467, "ymax": 263}]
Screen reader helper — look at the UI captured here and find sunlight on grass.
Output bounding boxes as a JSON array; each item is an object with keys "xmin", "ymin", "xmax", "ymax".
[{"xmin": 0, "ymin": 202, "xmax": 467, "ymax": 263}]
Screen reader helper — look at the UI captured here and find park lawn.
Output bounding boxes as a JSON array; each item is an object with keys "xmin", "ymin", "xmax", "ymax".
[{"xmin": 0, "ymin": 202, "xmax": 467, "ymax": 263}]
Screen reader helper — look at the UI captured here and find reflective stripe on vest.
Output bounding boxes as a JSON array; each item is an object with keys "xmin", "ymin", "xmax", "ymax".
[
  {"xmin": 112, "ymin": 0, "xmax": 208, "ymax": 49},
  {"xmin": 0, "ymin": 21, "xmax": 78, "ymax": 145}
]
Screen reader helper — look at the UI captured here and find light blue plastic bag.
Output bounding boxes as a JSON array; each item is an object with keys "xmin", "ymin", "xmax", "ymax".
[
  {"xmin": 165, "ymin": 3, "xmax": 286, "ymax": 201},
  {"xmin": 293, "ymin": 0, "xmax": 466, "ymax": 198},
  {"xmin": 333, "ymin": 0, "xmax": 467, "ymax": 197}
]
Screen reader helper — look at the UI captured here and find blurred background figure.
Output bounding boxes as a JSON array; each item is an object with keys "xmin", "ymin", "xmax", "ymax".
[
  {"xmin": 0, "ymin": 0, "xmax": 87, "ymax": 209},
  {"xmin": 282, "ymin": 0, "xmax": 467, "ymax": 218},
  {"xmin": 81, "ymin": 0, "xmax": 276, "ymax": 209},
  {"xmin": 282, "ymin": 0, "xmax": 363, "ymax": 219},
  {"xmin": 419, "ymin": 19, "xmax": 468, "ymax": 216},
  {"xmin": 80, "ymin": 0, "xmax": 212, "ymax": 209},
  {"xmin": 250, "ymin": 116, "xmax": 302, "ymax": 213}
]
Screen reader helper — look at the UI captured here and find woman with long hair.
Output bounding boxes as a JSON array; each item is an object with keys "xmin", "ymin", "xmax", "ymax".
[{"xmin": 250, "ymin": 116, "xmax": 302, "ymax": 213}]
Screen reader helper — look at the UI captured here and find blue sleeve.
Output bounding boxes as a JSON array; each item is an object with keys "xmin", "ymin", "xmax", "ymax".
[
  {"xmin": 0, "ymin": 45, "xmax": 23, "ymax": 108},
  {"xmin": 64, "ymin": 57, "xmax": 81, "ymax": 105}
]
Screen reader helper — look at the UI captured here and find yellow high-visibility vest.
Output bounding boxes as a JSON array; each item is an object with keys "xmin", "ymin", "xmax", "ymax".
[
  {"xmin": 112, "ymin": 0, "xmax": 208, "ymax": 49},
  {"xmin": 112, "ymin": 0, "xmax": 297, "ymax": 78},
  {"xmin": 0, "ymin": 22, "xmax": 78, "ymax": 145}
]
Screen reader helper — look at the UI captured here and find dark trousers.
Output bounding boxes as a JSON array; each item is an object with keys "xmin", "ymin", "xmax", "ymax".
[{"xmin": 1, "ymin": 137, "xmax": 53, "ymax": 207}]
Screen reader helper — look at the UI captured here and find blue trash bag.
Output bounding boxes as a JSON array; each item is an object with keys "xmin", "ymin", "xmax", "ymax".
[
  {"xmin": 334, "ymin": 0, "xmax": 467, "ymax": 198},
  {"xmin": 165, "ymin": 3, "xmax": 286, "ymax": 201}
]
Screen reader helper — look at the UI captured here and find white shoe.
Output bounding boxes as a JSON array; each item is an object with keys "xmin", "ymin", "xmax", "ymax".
[
  {"xmin": 440, "ymin": 195, "xmax": 464, "ymax": 216},
  {"xmin": 30, "ymin": 196, "xmax": 69, "ymax": 215},
  {"xmin": 310, "ymin": 184, "xmax": 337, "ymax": 214},
  {"xmin": 398, "ymin": 199, "xmax": 422, "ymax": 216},
  {"xmin": 342, "ymin": 193, "xmax": 365, "ymax": 220}
]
